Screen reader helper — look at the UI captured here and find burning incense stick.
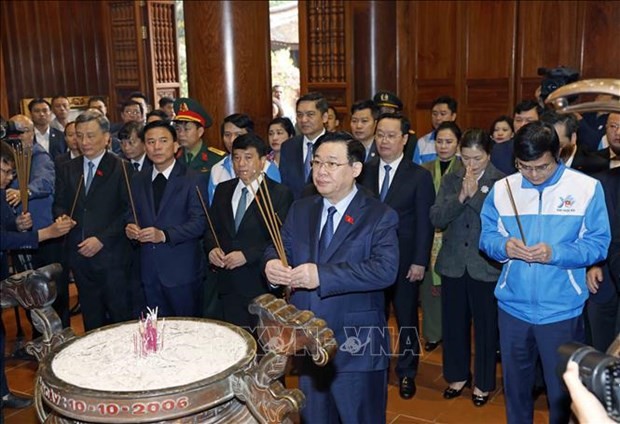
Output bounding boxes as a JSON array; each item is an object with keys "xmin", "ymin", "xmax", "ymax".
[
  {"xmin": 121, "ymin": 161, "xmax": 139, "ymax": 227},
  {"xmin": 505, "ymin": 179, "xmax": 527, "ymax": 245},
  {"xmin": 195, "ymin": 186, "xmax": 221, "ymax": 250}
]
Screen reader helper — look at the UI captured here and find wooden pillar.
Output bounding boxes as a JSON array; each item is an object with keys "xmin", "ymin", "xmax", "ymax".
[
  {"xmin": 184, "ymin": 1, "xmax": 272, "ymax": 150},
  {"xmin": 352, "ymin": 0, "xmax": 396, "ymax": 101},
  {"xmin": 0, "ymin": 37, "xmax": 8, "ymax": 118}
]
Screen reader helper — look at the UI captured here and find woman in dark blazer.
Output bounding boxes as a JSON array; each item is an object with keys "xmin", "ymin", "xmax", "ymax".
[{"xmin": 430, "ymin": 129, "xmax": 504, "ymax": 407}]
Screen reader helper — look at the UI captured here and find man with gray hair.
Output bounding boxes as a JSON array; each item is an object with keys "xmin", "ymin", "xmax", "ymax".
[{"xmin": 53, "ymin": 110, "xmax": 134, "ymax": 331}]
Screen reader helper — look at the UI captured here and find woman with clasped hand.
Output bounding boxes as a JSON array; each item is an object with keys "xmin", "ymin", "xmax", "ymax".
[{"xmin": 429, "ymin": 129, "xmax": 504, "ymax": 407}]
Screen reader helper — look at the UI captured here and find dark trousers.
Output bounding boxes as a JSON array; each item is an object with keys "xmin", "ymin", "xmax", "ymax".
[
  {"xmin": 143, "ymin": 279, "xmax": 202, "ymax": 318},
  {"xmin": 441, "ymin": 272, "xmax": 497, "ymax": 391},
  {"xmin": 127, "ymin": 247, "xmax": 146, "ymax": 317},
  {"xmin": 298, "ymin": 361, "xmax": 387, "ymax": 424},
  {"xmin": 37, "ymin": 239, "xmax": 71, "ymax": 328},
  {"xmin": 389, "ymin": 275, "xmax": 420, "ymax": 378},
  {"xmin": 71, "ymin": 256, "xmax": 131, "ymax": 331},
  {"xmin": 585, "ymin": 295, "xmax": 620, "ymax": 352},
  {"xmin": 218, "ymin": 294, "xmax": 258, "ymax": 331},
  {"xmin": 499, "ymin": 308, "xmax": 585, "ymax": 424}
]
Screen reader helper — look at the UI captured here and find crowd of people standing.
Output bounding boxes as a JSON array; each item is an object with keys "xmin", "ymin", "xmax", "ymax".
[{"xmin": 1, "ymin": 88, "xmax": 618, "ymax": 423}]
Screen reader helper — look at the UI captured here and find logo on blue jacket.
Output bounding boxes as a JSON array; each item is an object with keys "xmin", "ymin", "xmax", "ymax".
[{"xmin": 557, "ymin": 195, "xmax": 576, "ymax": 212}]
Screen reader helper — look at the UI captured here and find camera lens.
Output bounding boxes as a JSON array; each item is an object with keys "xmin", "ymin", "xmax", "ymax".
[{"xmin": 558, "ymin": 341, "xmax": 620, "ymax": 417}]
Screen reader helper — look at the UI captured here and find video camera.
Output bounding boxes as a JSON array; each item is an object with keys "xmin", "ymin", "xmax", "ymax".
[
  {"xmin": 558, "ymin": 342, "xmax": 620, "ymax": 422},
  {"xmin": 538, "ymin": 66, "xmax": 580, "ymax": 103},
  {"xmin": 0, "ymin": 115, "xmax": 26, "ymax": 147}
]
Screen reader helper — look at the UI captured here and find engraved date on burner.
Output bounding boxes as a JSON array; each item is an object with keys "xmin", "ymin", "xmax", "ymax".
[
  {"xmin": 41, "ymin": 382, "xmax": 189, "ymax": 417},
  {"xmin": 97, "ymin": 397, "xmax": 190, "ymax": 416}
]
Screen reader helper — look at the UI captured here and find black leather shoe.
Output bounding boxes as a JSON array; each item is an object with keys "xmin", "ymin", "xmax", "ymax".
[
  {"xmin": 424, "ymin": 340, "xmax": 442, "ymax": 352},
  {"xmin": 443, "ymin": 378, "xmax": 471, "ymax": 399},
  {"xmin": 472, "ymin": 392, "xmax": 490, "ymax": 407},
  {"xmin": 532, "ymin": 385, "xmax": 546, "ymax": 400},
  {"xmin": 2, "ymin": 392, "xmax": 33, "ymax": 409},
  {"xmin": 399, "ymin": 377, "xmax": 416, "ymax": 399}
]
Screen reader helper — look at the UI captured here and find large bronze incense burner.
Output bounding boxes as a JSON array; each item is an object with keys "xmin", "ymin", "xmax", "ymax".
[{"xmin": 1, "ymin": 266, "xmax": 337, "ymax": 423}]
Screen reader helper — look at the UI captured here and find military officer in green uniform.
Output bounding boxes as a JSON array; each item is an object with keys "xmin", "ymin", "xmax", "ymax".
[
  {"xmin": 173, "ymin": 97, "xmax": 225, "ymax": 177},
  {"xmin": 172, "ymin": 97, "xmax": 224, "ymax": 319}
]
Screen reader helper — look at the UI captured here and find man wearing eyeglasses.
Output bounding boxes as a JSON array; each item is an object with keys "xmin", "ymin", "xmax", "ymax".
[
  {"xmin": 207, "ymin": 133, "xmax": 292, "ymax": 329},
  {"xmin": 118, "ymin": 121, "xmax": 151, "ymax": 172},
  {"xmin": 265, "ymin": 132, "xmax": 399, "ymax": 424},
  {"xmin": 360, "ymin": 113, "xmax": 435, "ymax": 400},
  {"xmin": 120, "ymin": 100, "xmax": 144, "ymax": 125},
  {"xmin": 480, "ymin": 121, "xmax": 610, "ymax": 424}
]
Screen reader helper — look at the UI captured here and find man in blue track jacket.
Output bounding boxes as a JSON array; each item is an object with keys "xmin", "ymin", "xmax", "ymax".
[{"xmin": 480, "ymin": 121, "xmax": 610, "ymax": 424}]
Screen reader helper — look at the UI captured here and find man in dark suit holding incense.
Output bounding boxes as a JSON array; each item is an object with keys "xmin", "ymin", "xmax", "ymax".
[
  {"xmin": 54, "ymin": 110, "xmax": 134, "ymax": 331},
  {"xmin": 207, "ymin": 133, "xmax": 292, "ymax": 329}
]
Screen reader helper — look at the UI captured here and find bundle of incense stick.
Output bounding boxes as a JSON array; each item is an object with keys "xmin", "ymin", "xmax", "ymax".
[
  {"xmin": 248, "ymin": 175, "xmax": 288, "ymax": 268},
  {"xmin": 195, "ymin": 186, "xmax": 221, "ymax": 250},
  {"xmin": 11, "ymin": 144, "xmax": 32, "ymax": 212},
  {"xmin": 121, "ymin": 161, "xmax": 139, "ymax": 227}
]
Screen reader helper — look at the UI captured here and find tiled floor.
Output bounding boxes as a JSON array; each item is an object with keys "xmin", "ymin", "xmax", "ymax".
[{"xmin": 2, "ymin": 291, "xmax": 550, "ymax": 423}]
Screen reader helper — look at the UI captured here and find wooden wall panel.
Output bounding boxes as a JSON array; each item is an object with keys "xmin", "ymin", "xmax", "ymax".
[
  {"xmin": 406, "ymin": 1, "xmax": 461, "ymax": 136},
  {"xmin": 147, "ymin": 1, "xmax": 180, "ymax": 102},
  {"xmin": 300, "ymin": 0, "xmax": 349, "ymax": 121},
  {"xmin": 1, "ymin": 0, "xmax": 110, "ymax": 117},
  {"xmin": 184, "ymin": 1, "xmax": 272, "ymax": 149},
  {"xmin": 0, "ymin": 36, "xmax": 8, "ymax": 118},
  {"xmin": 105, "ymin": 1, "xmax": 148, "ymax": 119},
  {"xmin": 580, "ymin": 2, "xmax": 620, "ymax": 79},
  {"xmin": 395, "ymin": 0, "xmax": 616, "ymax": 136},
  {"xmin": 299, "ymin": 0, "xmax": 353, "ymax": 129},
  {"xmin": 463, "ymin": 1, "xmax": 516, "ymax": 130},
  {"xmin": 515, "ymin": 1, "xmax": 581, "ymax": 102}
]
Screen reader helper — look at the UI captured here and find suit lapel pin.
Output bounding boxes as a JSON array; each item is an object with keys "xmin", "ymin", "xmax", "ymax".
[
  {"xmin": 480, "ymin": 185, "xmax": 489, "ymax": 194},
  {"xmin": 345, "ymin": 215, "xmax": 354, "ymax": 225},
  {"xmin": 96, "ymin": 169, "xmax": 104, "ymax": 177}
]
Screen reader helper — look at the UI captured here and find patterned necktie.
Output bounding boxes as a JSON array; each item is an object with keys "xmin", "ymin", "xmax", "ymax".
[
  {"xmin": 304, "ymin": 142, "xmax": 313, "ymax": 180},
  {"xmin": 319, "ymin": 206, "xmax": 337, "ymax": 254},
  {"xmin": 379, "ymin": 164, "xmax": 392, "ymax": 202},
  {"xmin": 234, "ymin": 187, "xmax": 248, "ymax": 231},
  {"xmin": 85, "ymin": 161, "xmax": 95, "ymax": 194}
]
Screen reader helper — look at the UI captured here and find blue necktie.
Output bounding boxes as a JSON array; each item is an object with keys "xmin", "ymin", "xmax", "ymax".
[
  {"xmin": 85, "ymin": 161, "xmax": 95, "ymax": 194},
  {"xmin": 304, "ymin": 142, "xmax": 313, "ymax": 180},
  {"xmin": 379, "ymin": 164, "xmax": 392, "ymax": 202},
  {"xmin": 234, "ymin": 187, "xmax": 248, "ymax": 231},
  {"xmin": 132, "ymin": 161, "xmax": 140, "ymax": 171},
  {"xmin": 319, "ymin": 206, "xmax": 337, "ymax": 254}
]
